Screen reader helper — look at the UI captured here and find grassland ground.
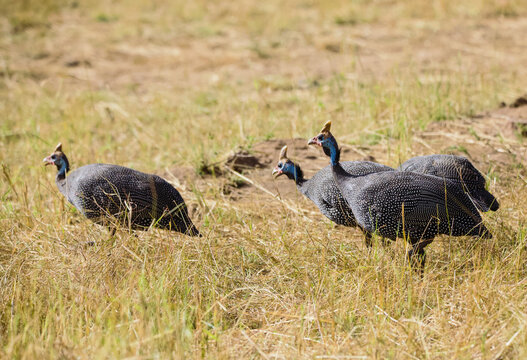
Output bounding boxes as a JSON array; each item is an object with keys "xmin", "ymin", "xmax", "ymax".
[{"xmin": 1, "ymin": 0, "xmax": 527, "ymax": 358}]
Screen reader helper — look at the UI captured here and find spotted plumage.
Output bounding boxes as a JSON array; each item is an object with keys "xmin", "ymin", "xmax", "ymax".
[
  {"xmin": 272, "ymin": 145, "xmax": 393, "ymax": 228},
  {"xmin": 43, "ymin": 143, "xmax": 201, "ymax": 236},
  {"xmin": 308, "ymin": 121, "xmax": 491, "ymax": 268},
  {"xmin": 399, "ymin": 154, "xmax": 499, "ymax": 212}
]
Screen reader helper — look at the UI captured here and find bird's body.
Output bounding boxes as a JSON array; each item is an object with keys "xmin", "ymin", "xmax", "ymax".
[
  {"xmin": 295, "ymin": 161, "xmax": 394, "ymax": 227},
  {"xmin": 308, "ymin": 121, "xmax": 492, "ymax": 268},
  {"xmin": 44, "ymin": 144, "xmax": 200, "ymax": 236},
  {"xmin": 399, "ymin": 154, "xmax": 499, "ymax": 212},
  {"xmin": 272, "ymin": 146, "xmax": 393, "ymax": 229},
  {"xmin": 332, "ymin": 164, "xmax": 489, "ymax": 242}
]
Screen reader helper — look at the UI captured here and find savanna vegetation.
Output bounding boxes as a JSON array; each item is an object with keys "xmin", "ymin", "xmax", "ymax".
[{"xmin": 1, "ymin": 0, "xmax": 527, "ymax": 358}]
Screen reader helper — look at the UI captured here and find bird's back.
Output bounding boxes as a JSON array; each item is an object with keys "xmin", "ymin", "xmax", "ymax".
[
  {"xmin": 399, "ymin": 154, "xmax": 499, "ymax": 211},
  {"xmin": 63, "ymin": 164, "xmax": 198, "ymax": 234},
  {"xmin": 334, "ymin": 170, "xmax": 490, "ymax": 242},
  {"xmin": 301, "ymin": 161, "xmax": 393, "ymax": 227}
]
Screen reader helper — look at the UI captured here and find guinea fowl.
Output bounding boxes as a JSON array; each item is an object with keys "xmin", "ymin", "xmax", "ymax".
[
  {"xmin": 399, "ymin": 155, "xmax": 499, "ymax": 212},
  {"xmin": 272, "ymin": 145, "xmax": 393, "ymax": 245},
  {"xmin": 308, "ymin": 121, "xmax": 491, "ymax": 269},
  {"xmin": 43, "ymin": 143, "xmax": 201, "ymax": 236}
]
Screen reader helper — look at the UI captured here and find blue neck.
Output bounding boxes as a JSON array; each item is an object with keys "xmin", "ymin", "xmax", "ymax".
[
  {"xmin": 327, "ymin": 137, "xmax": 340, "ymax": 166},
  {"xmin": 293, "ymin": 168, "xmax": 307, "ymax": 187},
  {"xmin": 58, "ymin": 162, "xmax": 68, "ymax": 178},
  {"xmin": 285, "ymin": 164, "xmax": 306, "ymax": 186}
]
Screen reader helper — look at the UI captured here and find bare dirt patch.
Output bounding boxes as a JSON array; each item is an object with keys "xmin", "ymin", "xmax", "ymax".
[
  {"xmin": 414, "ymin": 99, "xmax": 527, "ymax": 172},
  {"xmin": 224, "ymin": 138, "xmax": 381, "ymax": 201},
  {"xmin": 493, "ymin": 94, "xmax": 527, "ymax": 137},
  {"xmin": 163, "ymin": 99, "xmax": 526, "ymax": 214},
  {"xmin": 164, "ymin": 138, "xmax": 381, "ymax": 203},
  {"xmin": 5, "ymin": 13, "xmax": 527, "ymax": 97}
]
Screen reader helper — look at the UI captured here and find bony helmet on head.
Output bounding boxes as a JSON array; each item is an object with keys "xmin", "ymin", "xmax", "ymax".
[
  {"xmin": 307, "ymin": 120, "xmax": 332, "ymax": 147},
  {"xmin": 272, "ymin": 145, "xmax": 290, "ymax": 178},
  {"xmin": 43, "ymin": 143, "xmax": 69, "ymax": 173}
]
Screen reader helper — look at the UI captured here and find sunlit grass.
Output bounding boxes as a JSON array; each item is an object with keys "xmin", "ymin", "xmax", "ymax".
[{"xmin": 1, "ymin": 0, "xmax": 527, "ymax": 358}]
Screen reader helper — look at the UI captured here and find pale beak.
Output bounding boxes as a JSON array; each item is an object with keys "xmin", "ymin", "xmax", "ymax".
[
  {"xmin": 308, "ymin": 137, "xmax": 321, "ymax": 146},
  {"xmin": 43, "ymin": 156, "xmax": 53, "ymax": 166},
  {"xmin": 272, "ymin": 167, "xmax": 283, "ymax": 178}
]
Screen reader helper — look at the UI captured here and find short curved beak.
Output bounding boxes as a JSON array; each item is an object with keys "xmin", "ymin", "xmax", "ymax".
[
  {"xmin": 43, "ymin": 156, "xmax": 53, "ymax": 166},
  {"xmin": 308, "ymin": 137, "xmax": 321, "ymax": 146},
  {"xmin": 272, "ymin": 167, "xmax": 283, "ymax": 178}
]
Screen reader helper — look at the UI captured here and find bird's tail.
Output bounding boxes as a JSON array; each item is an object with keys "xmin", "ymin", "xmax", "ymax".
[
  {"xmin": 186, "ymin": 224, "xmax": 202, "ymax": 237},
  {"xmin": 469, "ymin": 189, "xmax": 499, "ymax": 212}
]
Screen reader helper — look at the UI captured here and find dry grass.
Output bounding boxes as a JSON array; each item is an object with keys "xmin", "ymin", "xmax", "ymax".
[{"xmin": 1, "ymin": 0, "xmax": 527, "ymax": 358}]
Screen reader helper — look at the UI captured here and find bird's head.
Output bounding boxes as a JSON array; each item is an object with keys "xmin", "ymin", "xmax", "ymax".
[
  {"xmin": 272, "ymin": 145, "xmax": 303, "ymax": 181},
  {"xmin": 43, "ymin": 143, "xmax": 70, "ymax": 173},
  {"xmin": 307, "ymin": 120, "xmax": 336, "ymax": 158}
]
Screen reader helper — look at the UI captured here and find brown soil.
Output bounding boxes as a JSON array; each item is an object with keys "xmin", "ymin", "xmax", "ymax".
[
  {"xmin": 6, "ymin": 15, "xmax": 527, "ymax": 97},
  {"xmin": 164, "ymin": 98, "xmax": 526, "ymax": 213}
]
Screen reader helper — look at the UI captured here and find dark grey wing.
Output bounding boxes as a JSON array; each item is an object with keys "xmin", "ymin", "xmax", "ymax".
[
  {"xmin": 314, "ymin": 185, "xmax": 356, "ymax": 227},
  {"xmin": 63, "ymin": 165, "xmax": 124, "ymax": 219},
  {"xmin": 65, "ymin": 164, "xmax": 200, "ymax": 235},
  {"xmin": 341, "ymin": 161, "xmax": 394, "ymax": 176},
  {"xmin": 340, "ymin": 172, "xmax": 487, "ymax": 242},
  {"xmin": 399, "ymin": 155, "xmax": 499, "ymax": 212},
  {"xmin": 300, "ymin": 168, "xmax": 356, "ymax": 227},
  {"xmin": 302, "ymin": 160, "xmax": 393, "ymax": 227},
  {"xmin": 150, "ymin": 175, "xmax": 200, "ymax": 235},
  {"xmin": 66, "ymin": 165, "xmax": 153, "ymax": 225}
]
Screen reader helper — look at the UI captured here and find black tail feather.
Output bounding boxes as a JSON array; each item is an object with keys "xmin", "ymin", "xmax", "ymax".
[{"xmin": 470, "ymin": 190, "xmax": 499, "ymax": 212}]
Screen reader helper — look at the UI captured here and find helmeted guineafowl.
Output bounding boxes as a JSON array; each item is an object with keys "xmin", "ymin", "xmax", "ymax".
[
  {"xmin": 308, "ymin": 121, "xmax": 491, "ymax": 269},
  {"xmin": 272, "ymin": 145, "xmax": 394, "ymax": 245},
  {"xmin": 399, "ymin": 155, "xmax": 499, "ymax": 212},
  {"xmin": 43, "ymin": 143, "xmax": 201, "ymax": 236}
]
